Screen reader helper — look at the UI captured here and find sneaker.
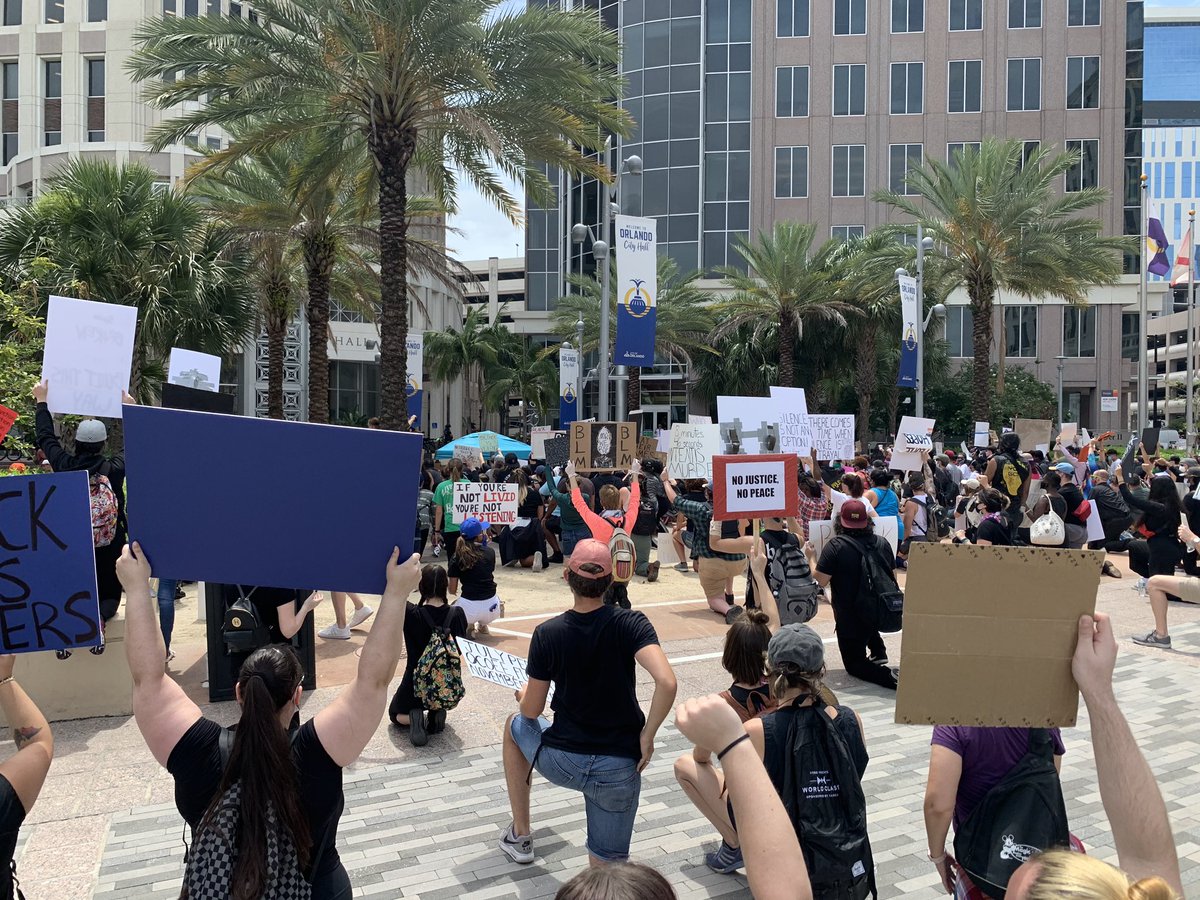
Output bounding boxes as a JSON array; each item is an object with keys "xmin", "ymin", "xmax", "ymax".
[
  {"xmin": 347, "ymin": 605, "xmax": 374, "ymax": 629},
  {"xmin": 549, "ymin": 552, "xmax": 565, "ymax": 564},
  {"xmin": 1101, "ymin": 561, "xmax": 1123, "ymax": 579},
  {"xmin": 724, "ymin": 606, "xmax": 745, "ymax": 625},
  {"xmin": 55, "ymin": 649, "xmax": 71, "ymax": 661},
  {"xmin": 318, "ymin": 624, "xmax": 352, "ymax": 640},
  {"xmin": 166, "ymin": 649, "xmax": 176, "ymax": 664},
  {"xmin": 895, "ymin": 557, "xmax": 908, "ymax": 570},
  {"xmin": 705, "ymin": 841, "xmax": 744, "ymax": 874},
  {"xmin": 1132, "ymin": 630, "xmax": 1172, "ymax": 649},
  {"xmin": 476, "ymin": 623, "xmax": 490, "ymax": 635},
  {"xmin": 174, "ymin": 587, "xmax": 185, "ymax": 601},
  {"xmin": 433, "ymin": 544, "xmax": 443, "ymax": 558},
  {"xmin": 498, "ymin": 824, "xmax": 534, "ymax": 865},
  {"xmin": 533, "ymin": 551, "xmax": 544, "ymax": 570},
  {"xmin": 868, "ymin": 653, "xmax": 889, "ymax": 665},
  {"xmin": 409, "ymin": 709, "xmax": 429, "ymax": 746},
  {"xmin": 646, "ymin": 562, "xmax": 660, "ymax": 583},
  {"xmin": 428, "ymin": 709, "xmax": 447, "ymax": 734},
  {"xmin": 673, "ymin": 562, "xmax": 689, "ymax": 573}
]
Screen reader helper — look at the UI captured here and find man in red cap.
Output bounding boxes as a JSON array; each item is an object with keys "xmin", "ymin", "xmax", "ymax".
[
  {"xmin": 807, "ymin": 499, "xmax": 900, "ymax": 690},
  {"xmin": 499, "ymin": 539, "xmax": 678, "ymax": 866}
]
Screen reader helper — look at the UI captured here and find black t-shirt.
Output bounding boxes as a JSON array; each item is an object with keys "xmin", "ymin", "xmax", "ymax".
[
  {"xmin": 816, "ymin": 532, "xmax": 893, "ymax": 612},
  {"xmin": 517, "ymin": 490, "xmax": 543, "ymax": 518},
  {"xmin": 221, "ymin": 585, "xmax": 306, "ymax": 646},
  {"xmin": 527, "ymin": 605, "xmax": 659, "ymax": 759},
  {"xmin": 403, "ymin": 601, "xmax": 468, "ymax": 678},
  {"xmin": 990, "ymin": 453, "xmax": 1030, "ymax": 502},
  {"xmin": 448, "ymin": 544, "xmax": 498, "ymax": 600},
  {"xmin": 975, "ymin": 516, "xmax": 1012, "ymax": 546},
  {"xmin": 1060, "ymin": 483, "xmax": 1086, "ymax": 520},
  {"xmin": 0, "ymin": 774, "xmax": 24, "ymax": 900},
  {"xmin": 167, "ymin": 718, "xmax": 345, "ymax": 894}
]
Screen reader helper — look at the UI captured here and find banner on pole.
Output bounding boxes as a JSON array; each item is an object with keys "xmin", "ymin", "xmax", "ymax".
[
  {"xmin": 559, "ymin": 347, "xmax": 579, "ymax": 427},
  {"xmin": 896, "ymin": 274, "xmax": 919, "ymax": 389},
  {"xmin": 614, "ymin": 215, "xmax": 658, "ymax": 367},
  {"xmin": 406, "ymin": 334, "xmax": 424, "ymax": 423}
]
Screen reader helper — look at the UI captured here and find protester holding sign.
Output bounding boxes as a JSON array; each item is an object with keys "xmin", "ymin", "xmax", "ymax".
[
  {"xmin": 120, "ymin": 541, "xmax": 422, "ymax": 900},
  {"xmin": 663, "ymin": 472, "xmax": 747, "ymax": 622},
  {"xmin": 432, "ymin": 462, "xmax": 470, "ymax": 553},
  {"xmin": 448, "ymin": 518, "xmax": 503, "ymax": 636}
]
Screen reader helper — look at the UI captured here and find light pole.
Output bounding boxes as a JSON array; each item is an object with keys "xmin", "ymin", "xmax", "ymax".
[
  {"xmin": 571, "ymin": 141, "xmax": 643, "ymax": 421},
  {"xmin": 896, "ymin": 228, "xmax": 942, "ymax": 417},
  {"xmin": 1138, "ymin": 173, "xmax": 1149, "ymax": 431},
  {"xmin": 1056, "ymin": 355, "xmax": 1067, "ymax": 429},
  {"xmin": 575, "ymin": 314, "xmax": 585, "ymax": 421},
  {"xmin": 1187, "ymin": 208, "xmax": 1196, "ymax": 448}
]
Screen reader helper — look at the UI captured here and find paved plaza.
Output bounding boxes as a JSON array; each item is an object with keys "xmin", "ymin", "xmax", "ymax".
[{"xmin": 12, "ymin": 571, "xmax": 1200, "ymax": 899}]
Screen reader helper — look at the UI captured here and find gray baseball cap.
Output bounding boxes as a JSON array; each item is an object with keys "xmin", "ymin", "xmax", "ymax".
[
  {"xmin": 767, "ymin": 623, "xmax": 825, "ymax": 672},
  {"xmin": 76, "ymin": 420, "xmax": 107, "ymax": 443}
]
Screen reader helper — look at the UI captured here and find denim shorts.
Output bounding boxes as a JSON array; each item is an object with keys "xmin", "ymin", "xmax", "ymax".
[
  {"xmin": 560, "ymin": 525, "xmax": 590, "ymax": 557},
  {"xmin": 509, "ymin": 715, "xmax": 642, "ymax": 862}
]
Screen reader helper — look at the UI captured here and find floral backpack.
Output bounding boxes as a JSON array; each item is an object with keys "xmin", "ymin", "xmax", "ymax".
[
  {"xmin": 89, "ymin": 462, "xmax": 119, "ymax": 548},
  {"xmin": 413, "ymin": 607, "xmax": 465, "ymax": 711}
]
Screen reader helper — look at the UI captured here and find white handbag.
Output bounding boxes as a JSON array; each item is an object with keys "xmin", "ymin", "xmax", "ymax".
[{"xmin": 1029, "ymin": 506, "xmax": 1066, "ymax": 546}]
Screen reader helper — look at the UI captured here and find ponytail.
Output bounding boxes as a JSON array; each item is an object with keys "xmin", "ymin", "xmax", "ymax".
[
  {"xmin": 418, "ymin": 565, "xmax": 449, "ymax": 604},
  {"xmin": 456, "ymin": 534, "xmax": 482, "ymax": 568},
  {"xmin": 197, "ymin": 646, "xmax": 311, "ymax": 900},
  {"xmin": 1028, "ymin": 851, "xmax": 1179, "ymax": 900}
]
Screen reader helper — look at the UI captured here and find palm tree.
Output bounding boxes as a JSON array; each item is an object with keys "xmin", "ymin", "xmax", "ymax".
[
  {"xmin": 0, "ymin": 159, "xmax": 254, "ymax": 400},
  {"xmin": 484, "ymin": 339, "xmax": 558, "ymax": 438},
  {"xmin": 875, "ymin": 138, "xmax": 1130, "ymax": 420},
  {"xmin": 692, "ymin": 322, "xmax": 780, "ymax": 406},
  {"xmin": 551, "ymin": 256, "xmax": 717, "ymax": 415},
  {"xmin": 716, "ymin": 222, "xmax": 857, "ymax": 388},
  {"xmin": 426, "ymin": 306, "xmax": 513, "ymax": 432},
  {"xmin": 129, "ymin": 0, "xmax": 629, "ymax": 430}
]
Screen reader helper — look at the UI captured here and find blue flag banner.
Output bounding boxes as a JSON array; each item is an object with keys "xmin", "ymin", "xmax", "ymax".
[
  {"xmin": 124, "ymin": 406, "xmax": 422, "ymax": 593},
  {"xmin": 405, "ymin": 334, "xmax": 423, "ymax": 425},
  {"xmin": 559, "ymin": 347, "xmax": 579, "ymax": 427},
  {"xmin": 0, "ymin": 471, "xmax": 101, "ymax": 653},
  {"xmin": 896, "ymin": 273, "xmax": 919, "ymax": 389},
  {"xmin": 614, "ymin": 215, "xmax": 658, "ymax": 367},
  {"xmin": 1147, "ymin": 218, "xmax": 1172, "ymax": 277}
]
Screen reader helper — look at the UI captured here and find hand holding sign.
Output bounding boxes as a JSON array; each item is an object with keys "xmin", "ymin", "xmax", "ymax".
[{"xmin": 114, "ymin": 541, "xmax": 152, "ymax": 592}]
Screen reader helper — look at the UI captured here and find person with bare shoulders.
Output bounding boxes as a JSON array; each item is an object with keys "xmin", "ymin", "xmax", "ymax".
[{"xmin": 0, "ymin": 654, "xmax": 54, "ymax": 899}]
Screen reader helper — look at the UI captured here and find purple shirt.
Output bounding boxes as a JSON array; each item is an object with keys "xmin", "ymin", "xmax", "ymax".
[{"xmin": 931, "ymin": 726, "xmax": 1066, "ymax": 827}]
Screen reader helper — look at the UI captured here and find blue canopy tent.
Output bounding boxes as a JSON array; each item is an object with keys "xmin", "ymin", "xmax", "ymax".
[{"xmin": 435, "ymin": 431, "xmax": 533, "ymax": 461}]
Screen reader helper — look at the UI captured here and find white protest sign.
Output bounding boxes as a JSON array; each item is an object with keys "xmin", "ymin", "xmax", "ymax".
[
  {"xmin": 1079, "ymin": 427, "xmax": 1092, "ymax": 447},
  {"xmin": 479, "ymin": 432, "xmax": 500, "ymax": 455},
  {"xmin": 42, "ymin": 295, "xmax": 138, "ymax": 418},
  {"xmin": 530, "ymin": 427, "xmax": 562, "ymax": 458},
  {"xmin": 656, "ymin": 430, "xmax": 671, "ymax": 452},
  {"xmin": 808, "ymin": 414, "xmax": 855, "ymax": 460},
  {"xmin": 1057, "ymin": 423, "xmax": 1077, "ymax": 445},
  {"xmin": 717, "ymin": 395, "xmax": 780, "ymax": 454},
  {"xmin": 810, "ymin": 517, "xmax": 899, "ymax": 560},
  {"xmin": 452, "ymin": 483, "xmax": 519, "ymax": 525},
  {"xmin": 1100, "ymin": 392, "xmax": 1119, "ymax": 413},
  {"xmin": 973, "ymin": 421, "xmax": 989, "ymax": 447},
  {"xmin": 456, "ymin": 637, "xmax": 555, "ymax": 701},
  {"xmin": 168, "ymin": 348, "xmax": 222, "ymax": 392},
  {"xmin": 717, "ymin": 456, "xmax": 792, "ymax": 518},
  {"xmin": 667, "ymin": 423, "xmax": 720, "ymax": 480},
  {"xmin": 453, "ymin": 445, "xmax": 481, "ymax": 466},
  {"xmin": 769, "ymin": 386, "xmax": 813, "ymax": 456},
  {"xmin": 688, "ymin": 414, "xmax": 712, "ymax": 425},
  {"xmin": 892, "ymin": 416, "xmax": 936, "ymax": 472}
]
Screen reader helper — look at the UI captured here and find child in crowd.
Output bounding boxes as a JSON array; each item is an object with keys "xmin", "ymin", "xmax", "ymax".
[
  {"xmin": 565, "ymin": 459, "xmax": 641, "ymax": 608},
  {"xmin": 450, "ymin": 517, "xmax": 503, "ymax": 635}
]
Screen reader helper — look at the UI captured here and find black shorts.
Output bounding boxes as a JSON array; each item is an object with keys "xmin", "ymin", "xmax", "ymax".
[{"xmin": 545, "ymin": 516, "xmax": 561, "ymax": 536}]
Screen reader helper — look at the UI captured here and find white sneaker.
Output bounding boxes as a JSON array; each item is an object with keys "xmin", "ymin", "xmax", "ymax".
[
  {"xmin": 348, "ymin": 605, "xmax": 374, "ymax": 629},
  {"xmin": 498, "ymin": 824, "xmax": 534, "ymax": 864},
  {"xmin": 318, "ymin": 624, "xmax": 352, "ymax": 640},
  {"xmin": 533, "ymin": 551, "xmax": 544, "ymax": 570}
]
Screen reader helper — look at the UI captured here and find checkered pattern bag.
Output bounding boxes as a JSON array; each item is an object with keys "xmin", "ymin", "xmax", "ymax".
[{"xmin": 182, "ymin": 781, "xmax": 311, "ymax": 900}]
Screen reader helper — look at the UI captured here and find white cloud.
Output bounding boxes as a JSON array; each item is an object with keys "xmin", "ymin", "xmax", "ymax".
[{"xmin": 446, "ymin": 173, "xmax": 525, "ymax": 264}]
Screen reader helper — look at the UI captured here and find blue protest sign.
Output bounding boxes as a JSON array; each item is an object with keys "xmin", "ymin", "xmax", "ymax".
[
  {"xmin": 0, "ymin": 472, "xmax": 101, "ymax": 653},
  {"xmin": 123, "ymin": 406, "xmax": 422, "ymax": 594}
]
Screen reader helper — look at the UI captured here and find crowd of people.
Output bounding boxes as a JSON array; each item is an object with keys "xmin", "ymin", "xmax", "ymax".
[{"xmin": 5, "ymin": 393, "xmax": 1192, "ymax": 899}]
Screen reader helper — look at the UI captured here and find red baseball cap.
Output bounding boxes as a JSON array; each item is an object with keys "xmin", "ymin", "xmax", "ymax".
[
  {"xmin": 839, "ymin": 499, "xmax": 870, "ymax": 529},
  {"xmin": 566, "ymin": 539, "xmax": 613, "ymax": 579}
]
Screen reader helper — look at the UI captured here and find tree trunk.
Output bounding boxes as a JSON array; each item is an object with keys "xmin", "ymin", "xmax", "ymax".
[
  {"xmin": 627, "ymin": 368, "xmax": 641, "ymax": 420},
  {"xmin": 265, "ymin": 306, "xmax": 287, "ymax": 420},
  {"xmin": 969, "ymin": 281, "xmax": 995, "ymax": 422},
  {"xmin": 371, "ymin": 123, "xmax": 416, "ymax": 431},
  {"xmin": 854, "ymin": 325, "xmax": 878, "ymax": 445},
  {"xmin": 303, "ymin": 228, "xmax": 336, "ymax": 425},
  {"xmin": 778, "ymin": 314, "xmax": 797, "ymax": 387}
]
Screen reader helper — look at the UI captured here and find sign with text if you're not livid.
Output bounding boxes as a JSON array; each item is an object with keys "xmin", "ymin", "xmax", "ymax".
[
  {"xmin": 711, "ymin": 454, "xmax": 800, "ymax": 521},
  {"xmin": 452, "ymin": 483, "xmax": 519, "ymax": 526}
]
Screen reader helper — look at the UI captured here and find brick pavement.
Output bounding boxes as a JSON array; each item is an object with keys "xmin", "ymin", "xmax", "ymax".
[{"xmin": 87, "ymin": 622, "xmax": 1200, "ymax": 900}]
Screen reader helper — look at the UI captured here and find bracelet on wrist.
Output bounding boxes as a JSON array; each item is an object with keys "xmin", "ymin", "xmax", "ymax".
[
  {"xmin": 716, "ymin": 733, "xmax": 751, "ymax": 761},
  {"xmin": 0, "ymin": 676, "xmax": 15, "ymax": 688},
  {"xmin": 929, "ymin": 851, "xmax": 946, "ymax": 864}
]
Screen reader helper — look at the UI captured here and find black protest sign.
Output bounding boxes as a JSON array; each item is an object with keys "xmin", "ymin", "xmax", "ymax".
[
  {"xmin": 161, "ymin": 382, "xmax": 236, "ymax": 415},
  {"xmin": 0, "ymin": 472, "xmax": 101, "ymax": 653},
  {"xmin": 544, "ymin": 435, "xmax": 570, "ymax": 469}
]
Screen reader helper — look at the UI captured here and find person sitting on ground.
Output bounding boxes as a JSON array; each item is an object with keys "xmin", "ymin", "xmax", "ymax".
[
  {"xmin": 1051, "ymin": 462, "xmax": 1089, "ymax": 550},
  {"xmin": 120, "ymin": 541, "xmax": 421, "ymax": 900},
  {"xmin": 545, "ymin": 471, "xmax": 594, "ymax": 563},
  {"xmin": 498, "ymin": 469, "xmax": 548, "ymax": 570},
  {"xmin": 669, "ymin": 478, "xmax": 708, "ymax": 573},
  {"xmin": 716, "ymin": 539, "xmax": 784, "ymax": 721},
  {"xmin": 1116, "ymin": 468, "xmax": 1183, "ymax": 589},
  {"xmin": 449, "ymin": 517, "xmax": 503, "ymax": 636},
  {"xmin": 866, "ymin": 467, "xmax": 903, "ymax": 537},
  {"xmin": 1029, "ymin": 471, "xmax": 1070, "ymax": 549},
  {"xmin": 1089, "ymin": 470, "xmax": 1133, "ymax": 558},
  {"xmin": 986, "ymin": 614, "xmax": 1183, "ymax": 900},
  {"xmin": 971, "ymin": 487, "xmax": 1014, "ymax": 547},
  {"xmin": 0, "ymin": 653, "xmax": 54, "ymax": 899},
  {"xmin": 739, "ymin": 516, "xmax": 821, "ymax": 623},
  {"xmin": 663, "ymin": 471, "xmax": 747, "ymax": 622},
  {"xmin": 389, "ymin": 566, "xmax": 469, "ymax": 746},
  {"xmin": 316, "ymin": 592, "xmax": 374, "ymax": 641},
  {"xmin": 953, "ymin": 478, "xmax": 983, "ymax": 541},
  {"xmin": 674, "ymin": 623, "xmax": 869, "ymax": 893},
  {"xmin": 1129, "ymin": 520, "xmax": 1200, "ymax": 650},
  {"xmin": 824, "ymin": 471, "xmax": 879, "ymax": 519},
  {"xmin": 796, "ymin": 470, "xmax": 830, "ymax": 542},
  {"xmin": 566, "ymin": 459, "xmax": 641, "ymax": 608},
  {"xmin": 500, "ymin": 539, "xmax": 677, "ymax": 867}
]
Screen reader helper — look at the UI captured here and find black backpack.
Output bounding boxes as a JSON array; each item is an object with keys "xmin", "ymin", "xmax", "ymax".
[
  {"xmin": 764, "ymin": 531, "xmax": 820, "ymax": 625},
  {"xmin": 222, "ymin": 587, "xmax": 271, "ymax": 655},
  {"xmin": 633, "ymin": 489, "xmax": 659, "ymax": 535},
  {"xmin": 842, "ymin": 537, "xmax": 904, "ymax": 633},
  {"xmin": 911, "ymin": 496, "xmax": 951, "ymax": 541},
  {"xmin": 953, "ymin": 730, "xmax": 1070, "ymax": 900},
  {"xmin": 780, "ymin": 701, "xmax": 875, "ymax": 899}
]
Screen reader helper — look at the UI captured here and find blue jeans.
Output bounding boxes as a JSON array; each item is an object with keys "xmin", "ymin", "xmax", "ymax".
[
  {"xmin": 510, "ymin": 715, "xmax": 642, "ymax": 861},
  {"xmin": 157, "ymin": 579, "xmax": 177, "ymax": 653},
  {"xmin": 561, "ymin": 525, "xmax": 590, "ymax": 557}
]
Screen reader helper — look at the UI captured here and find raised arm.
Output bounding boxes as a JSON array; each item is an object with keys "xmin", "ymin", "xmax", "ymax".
[
  {"xmin": 31, "ymin": 382, "xmax": 72, "ymax": 473},
  {"xmin": 118, "ymin": 543, "xmax": 202, "ymax": 767},
  {"xmin": 566, "ymin": 462, "xmax": 610, "ymax": 536},
  {"xmin": 748, "ymin": 537, "xmax": 780, "ymax": 631},
  {"xmin": 0, "ymin": 655, "xmax": 53, "ymax": 815},
  {"xmin": 1118, "ymin": 482, "xmax": 1161, "ymax": 514},
  {"xmin": 277, "ymin": 591, "xmax": 323, "ymax": 639},
  {"xmin": 634, "ymin": 643, "xmax": 677, "ymax": 773},
  {"xmin": 314, "ymin": 548, "xmax": 421, "ymax": 767}
]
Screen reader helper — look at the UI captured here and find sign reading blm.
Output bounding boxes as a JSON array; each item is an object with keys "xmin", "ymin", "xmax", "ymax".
[
  {"xmin": 711, "ymin": 454, "xmax": 799, "ymax": 521},
  {"xmin": 570, "ymin": 421, "xmax": 637, "ymax": 473},
  {"xmin": 0, "ymin": 472, "xmax": 101, "ymax": 653}
]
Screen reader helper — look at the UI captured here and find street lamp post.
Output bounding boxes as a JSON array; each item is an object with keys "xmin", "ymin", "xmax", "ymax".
[
  {"xmin": 1138, "ymin": 174, "xmax": 1149, "ymax": 432},
  {"xmin": 896, "ymin": 227, "xmax": 942, "ymax": 418},
  {"xmin": 1056, "ymin": 355, "xmax": 1067, "ymax": 429},
  {"xmin": 1187, "ymin": 208, "xmax": 1196, "ymax": 447},
  {"xmin": 571, "ymin": 141, "xmax": 642, "ymax": 421},
  {"xmin": 575, "ymin": 315, "xmax": 585, "ymax": 421}
]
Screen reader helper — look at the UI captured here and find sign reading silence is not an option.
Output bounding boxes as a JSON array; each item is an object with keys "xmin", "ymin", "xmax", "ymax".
[
  {"xmin": 711, "ymin": 454, "xmax": 800, "ymax": 521},
  {"xmin": 0, "ymin": 472, "xmax": 102, "ymax": 653}
]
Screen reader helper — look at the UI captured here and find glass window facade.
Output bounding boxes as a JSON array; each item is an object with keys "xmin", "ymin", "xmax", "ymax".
[
  {"xmin": 832, "ymin": 225, "xmax": 865, "ymax": 240},
  {"xmin": 776, "ymin": 66, "xmax": 809, "ymax": 117},
  {"xmin": 3, "ymin": 0, "xmax": 19, "ymax": 25},
  {"xmin": 890, "ymin": 62, "xmax": 922, "ymax": 115},
  {"xmin": 947, "ymin": 142, "xmax": 981, "ymax": 166},
  {"xmin": 946, "ymin": 306, "xmax": 974, "ymax": 358},
  {"xmin": 775, "ymin": 146, "xmax": 808, "ymax": 198},
  {"xmin": 1066, "ymin": 56, "xmax": 1100, "ymax": 109},
  {"xmin": 88, "ymin": 0, "xmax": 107, "ymax": 21},
  {"xmin": 1067, "ymin": 0, "xmax": 1099, "ymax": 26},
  {"xmin": 949, "ymin": 0, "xmax": 981, "ymax": 30},
  {"xmin": 1008, "ymin": 0, "xmax": 1040, "ymax": 28},
  {"xmin": 1063, "ymin": 306, "xmax": 1097, "ymax": 357},
  {"xmin": 832, "ymin": 144, "xmax": 866, "ymax": 197},
  {"xmin": 777, "ymin": 0, "xmax": 809, "ymax": 36},
  {"xmin": 1007, "ymin": 58, "xmax": 1041, "ymax": 111},
  {"xmin": 888, "ymin": 144, "xmax": 922, "ymax": 194},
  {"xmin": 1004, "ymin": 306, "xmax": 1037, "ymax": 357},
  {"xmin": 891, "ymin": 0, "xmax": 923, "ymax": 32},
  {"xmin": 701, "ymin": 0, "xmax": 748, "ymax": 271},
  {"xmin": 1066, "ymin": 139, "xmax": 1099, "ymax": 192},
  {"xmin": 44, "ymin": 0, "xmax": 63, "ymax": 24},
  {"xmin": 833, "ymin": 64, "xmax": 865, "ymax": 116},
  {"xmin": 948, "ymin": 60, "xmax": 981, "ymax": 113},
  {"xmin": 834, "ymin": 0, "xmax": 866, "ymax": 34}
]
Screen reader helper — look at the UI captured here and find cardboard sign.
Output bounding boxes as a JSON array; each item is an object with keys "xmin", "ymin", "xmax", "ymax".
[
  {"xmin": 478, "ymin": 432, "xmax": 500, "ymax": 456},
  {"xmin": 638, "ymin": 435, "xmax": 667, "ymax": 464},
  {"xmin": 717, "ymin": 396, "xmax": 780, "ymax": 455},
  {"xmin": 895, "ymin": 543, "xmax": 1102, "ymax": 727},
  {"xmin": 0, "ymin": 472, "xmax": 101, "ymax": 652},
  {"xmin": 0, "ymin": 404, "xmax": 17, "ymax": 444},
  {"xmin": 808, "ymin": 414, "xmax": 855, "ymax": 460},
  {"xmin": 891, "ymin": 416, "xmax": 935, "ymax": 472},
  {"xmin": 543, "ymin": 435, "xmax": 570, "ymax": 469},
  {"xmin": 167, "ymin": 348, "xmax": 221, "ymax": 392},
  {"xmin": 453, "ymin": 445, "xmax": 481, "ymax": 466},
  {"xmin": 711, "ymin": 454, "xmax": 799, "ymax": 521},
  {"xmin": 41, "ymin": 295, "xmax": 138, "ymax": 419},
  {"xmin": 570, "ymin": 421, "xmax": 636, "ymax": 472},
  {"xmin": 1057, "ymin": 423, "xmax": 1077, "ymax": 445},
  {"xmin": 769, "ymin": 386, "xmax": 813, "ymax": 456},
  {"xmin": 160, "ymin": 382, "xmax": 235, "ymax": 415},
  {"xmin": 457, "ymin": 637, "xmax": 555, "ymax": 701},
  {"xmin": 124, "ymin": 406, "xmax": 422, "ymax": 593},
  {"xmin": 688, "ymin": 414, "xmax": 712, "ymax": 425},
  {"xmin": 1013, "ymin": 418, "xmax": 1052, "ymax": 454},
  {"xmin": 667, "ymin": 423, "xmax": 719, "ymax": 480},
  {"xmin": 810, "ymin": 516, "xmax": 899, "ymax": 560},
  {"xmin": 972, "ymin": 422, "xmax": 989, "ymax": 447},
  {"xmin": 452, "ymin": 483, "xmax": 519, "ymax": 525},
  {"xmin": 530, "ymin": 427, "xmax": 562, "ymax": 459}
]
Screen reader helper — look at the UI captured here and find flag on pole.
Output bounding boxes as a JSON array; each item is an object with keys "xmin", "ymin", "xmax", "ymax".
[
  {"xmin": 1147, "ymin": 218, "xmax": 1172, "ymax": 277},
  {"xmin": 406, "ymin": 334, "xmax": 423, "ymax": 422},
  {"xmin": 559, "ymin": 346, "xmax": 579, "ymax": 427},
  {"xmin": 613, "ymin": 215, "xmax": 658, "ymax": 367},
  {"xmin": 1171, "ymin": 222, "xmax": 1193, "ymax": 286},
  {"xmin": 896, "ymin": 273, "xmax": 919, "ymax": 388}
]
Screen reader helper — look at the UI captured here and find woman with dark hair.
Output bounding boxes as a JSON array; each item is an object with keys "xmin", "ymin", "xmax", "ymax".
[
  {"xmin": 972, "ymin": 487, "xmax": 1013, "ymax": 546},
  {"xmin": 1029, "ymin": 470, "xmax": 1069, "ymax": 549},
  {"xmin": 389, "ymin": 566, "xmax": 469, "ymax": 745},
  {"xmin": 118, "ymin": 542, "xmax": 421, "ymax": 900},
  {"xmin": 985, "ymin": 432, "xmax": 1031, "ymax": 542},
  {"xmin": 1117, "ymin": 470, "xmax": 1183, "ymax": 583},
  {"xmin": 497, "ymin": 469, "xmax": 547, "ymax": 570},
  {"xmin": 450, "ymin": 517, "xmax": 503, "ymax": 634},
  {"xmin": 866, "ymin": 468, "xmax": 903, "ymax": 542}
]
